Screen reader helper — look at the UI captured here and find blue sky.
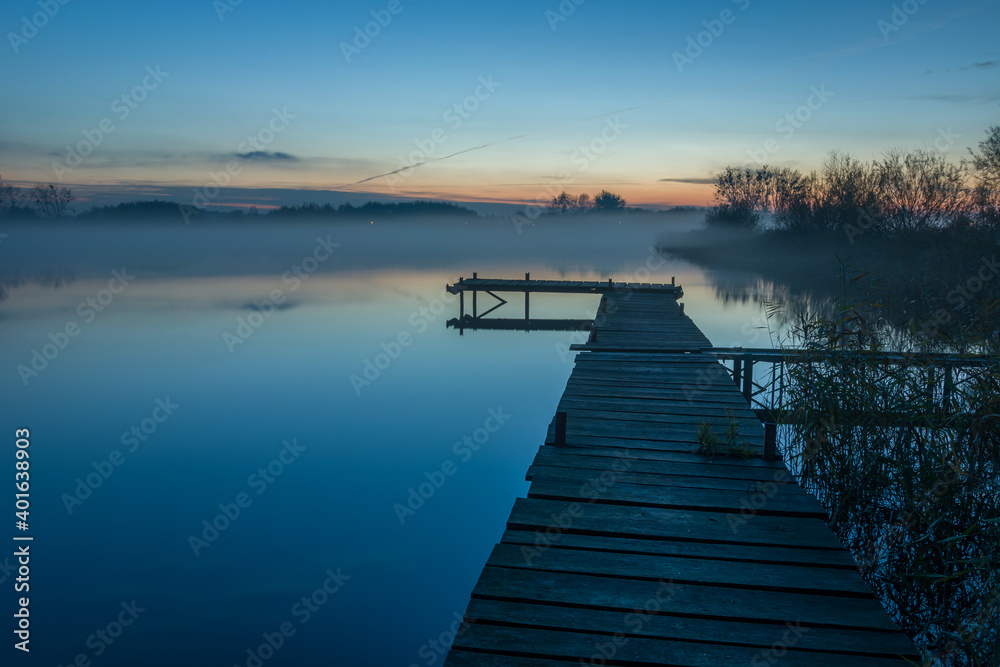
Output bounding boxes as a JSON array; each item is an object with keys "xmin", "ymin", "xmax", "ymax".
[{"xmin": 1, "ymin": 0, "xmax": 998, "ymax": 209}]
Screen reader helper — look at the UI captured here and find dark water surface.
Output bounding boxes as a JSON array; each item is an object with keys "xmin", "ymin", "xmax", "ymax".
[{"xmin": 0, "ymin": 219, "xmax": 791, "ymax": 666}]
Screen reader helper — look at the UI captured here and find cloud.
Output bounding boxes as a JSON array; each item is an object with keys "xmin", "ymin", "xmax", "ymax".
[
  {"xmin": 925, "ymin": 59, "xmax": 1000, "ymax": 74},
  {"xmin": 911, "ymin": 92, "xmax": 1000, "ymax": 103},
  {"xmin": 232, "ymin": 151, "xmax": 300, "ymax": 162},
  {"xmin": 659, "ymin": 177, "xmax": 716, "ymax": 185}
]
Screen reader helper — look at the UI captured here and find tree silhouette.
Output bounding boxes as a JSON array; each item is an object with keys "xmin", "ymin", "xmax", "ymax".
[
  {"xmin": 31, "ymin": 183, "xmax": 74, "ymax": 218},
  {"xmin": 0, "ymin": 174, "xmax": 24, "ymax": 211},
  {"xmin": 593, "ymin": 189, "xmax": 626, "ymax": 211}
]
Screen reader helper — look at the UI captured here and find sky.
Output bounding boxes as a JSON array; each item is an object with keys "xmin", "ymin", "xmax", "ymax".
[{"xmin": 1, "ymin": 0, "xmax": 999, "ymax": 211}]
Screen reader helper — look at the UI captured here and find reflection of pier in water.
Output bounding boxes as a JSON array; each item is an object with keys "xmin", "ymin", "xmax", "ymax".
[{"xmin": 444, "ymin": 272, "xmax": 681, "ymax": 335}]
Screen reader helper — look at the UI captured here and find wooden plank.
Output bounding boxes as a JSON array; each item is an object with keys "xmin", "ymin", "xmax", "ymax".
[
  {"xmin": 508, "ymin": 498, "xmax": 845, "ymax": 550},
  {"xmin": 526, "ymin": 464, "xmax": 794, "ymax": 493},
  {"xmin": 486, "ymin": 543, "xmax": 870, "ymax": 595},
  {"xmin": 526, "ymin": 478, "xmax": 826, "ymax": 518},
  {"xmin": 470, "ymin": 567, "xmax": 902, "ymax": 631},
  {"xmin": 463, "ymin": 599, "xmax": 919, "ymax": 658},
  {"xmin": 532, "ymin": 447, "xmax": 792, "ymax": 479},
  {"xmin": 499, "ymin": 530, "xmax": 859, "ymax": 568},
  {"xmin": 451, "ymin": 624, "xmax": 913, "ymax": 666}
]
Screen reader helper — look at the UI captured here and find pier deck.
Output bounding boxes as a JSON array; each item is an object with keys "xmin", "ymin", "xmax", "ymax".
[{"xmin": 444, "ymin": 278, "xmax": 919, "ymax": 665}]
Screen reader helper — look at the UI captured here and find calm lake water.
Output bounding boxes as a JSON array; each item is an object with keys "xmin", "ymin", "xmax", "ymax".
[{"xmin": 0, "ymin": 218, "xmax": 799, "ymax": 666}]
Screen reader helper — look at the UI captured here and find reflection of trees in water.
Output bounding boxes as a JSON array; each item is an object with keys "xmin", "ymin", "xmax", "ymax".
[
  {"xmin": 699, "ymin": 267, "xmax": 839, "ymax": 339},
  {"xmin": 0, "ymin": 268, "xmax": 76, "ymax": 304}
]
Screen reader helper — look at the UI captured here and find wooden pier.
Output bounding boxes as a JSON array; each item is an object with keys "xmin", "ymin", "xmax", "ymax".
[{"xmin": 444, "ymin": 277, "xmax": 919, "ymax": 665}]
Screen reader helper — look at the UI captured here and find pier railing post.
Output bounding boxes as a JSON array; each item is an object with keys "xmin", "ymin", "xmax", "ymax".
[
  {"xmin": 733, "ymin": 358, "xmax": 743, "ymax": 389},
  {"xmin": 554, "ymin": 411, "xmax": 567, "ymax": 446},
  {"xmin": 742, "ymin": 359, "xmax": 754, "ymax": 404},
  {"xmin": 764, "ymin": 422, "xmax": 777, "ymax": 461}
]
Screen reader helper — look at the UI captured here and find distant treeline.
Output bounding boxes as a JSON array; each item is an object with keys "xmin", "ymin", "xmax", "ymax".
[
  {"xmin": 0, "ymin": 182, "xmax": 701, "ymax": 223},
  {"xmin": 0, "ymin": 192, "xmax": 485, "ymax": 222}
]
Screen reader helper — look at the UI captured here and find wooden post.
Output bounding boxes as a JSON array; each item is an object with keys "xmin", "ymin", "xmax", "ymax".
[
  {"xmin": 459, "ymin": 291, "xmax": 464, "ymax": 319},
  {"xmin": 733, "ymin": 358, "xmax": 743, "ymax": 389},
  {"xmin": 526, "ymin": 272, "xmax": 530, "ymax": 281},
  {"xmin": 473, "ymin": 272, "xmax": 477, "ymax": 279},
  {"xmin": 525, "ymin": 291, "xmax": 530, "ymax": 322},
  {"xmin": 472, "ymin": 289, "xmax": 477, "ymax": 318},
  {"xmin": 743, "ymin": 359, "xmax": 754, "ymax": 403},
  {"xmin": 554, "ymin": 412, "xmax": 567, "ymax": 446},
  {"xmin": 764, "ymin": 422, "xmax": 777, "ymax": 461},
  {"xmin": 943, "ymin": 365, "xmax": 953, "ymax": 413},
  {"xmin": 671, "ymin": 276, "xmax": 675, "ymax": 286},
  {"xmin": 679, "ymin": 303, "xmax": 685, "ymax": 316}
]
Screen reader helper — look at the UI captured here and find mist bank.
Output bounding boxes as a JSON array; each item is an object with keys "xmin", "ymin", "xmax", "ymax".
[{"xmin": 0, "ymin": 212, "xmax": 704, "ymax": 295}]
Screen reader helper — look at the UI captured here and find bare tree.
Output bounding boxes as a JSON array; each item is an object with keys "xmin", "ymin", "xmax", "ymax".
[
  {"xmin": 967, "ymin": 125, "xmax": 1000, "ymax": 217},
  {"xmin": 31, "ymin": 183, "xmax": 74, "ymax": 219},
  {"xmin": 873, "ymin": 149, "xmax": 966, "ymax": 233},
  {"xmin": 547, "ymin": 191, "xmax": 575, "ymax": 213}
]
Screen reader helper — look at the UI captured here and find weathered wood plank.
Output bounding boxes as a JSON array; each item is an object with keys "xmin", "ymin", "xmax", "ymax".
[
  {"xmin": 486, "ymin": 543, "xmax": 869, "ymax": 595},
  {"xmin": 470, "ymin": 567, "xmax": 902, "ymax": 631},
  {"xmin": 526, "ymin": 478, "xmax": 826, "ymax": 518},
  {"xmin": 462, "ymin": 599, "xmax": 919, "ymax": 658},
  {"xmin": 499, "ymin": 530, "xmax": 859, "ymax": 568},
  {"xmin": 508, "ymin": 498, "xmax": 845, "ymax": 550}
]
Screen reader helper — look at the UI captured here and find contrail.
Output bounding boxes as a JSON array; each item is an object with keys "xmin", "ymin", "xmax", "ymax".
[{"xmin": 339, "ymin": 135, "xmax": 524, "ymax": 189}]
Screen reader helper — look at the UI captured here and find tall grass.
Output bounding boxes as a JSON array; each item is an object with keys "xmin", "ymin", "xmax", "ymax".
[{"xmin": 776, "ymin": 278, "xmax": 1000, "ymax": 665}]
